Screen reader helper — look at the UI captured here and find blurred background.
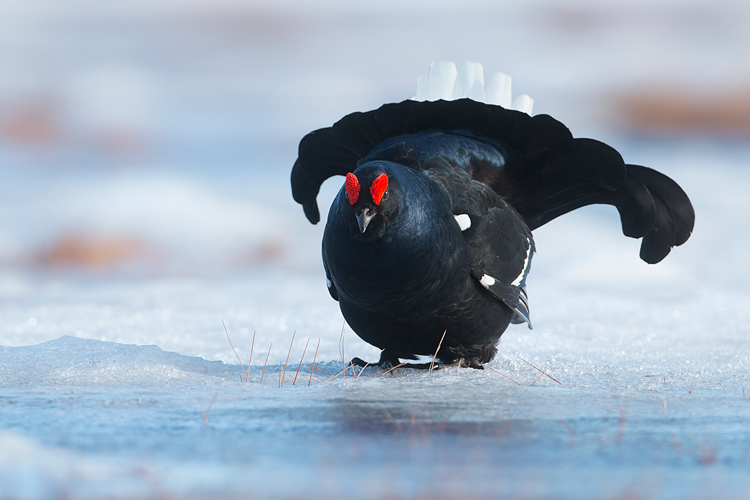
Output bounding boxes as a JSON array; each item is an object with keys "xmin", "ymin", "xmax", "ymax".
[
  {"xmin": 1, "ymin": 0, "xmax": 748, "ymax": 279},
  {"xmin": 2, "ymin": 5, "xmax": 749, "ymax": 497}
]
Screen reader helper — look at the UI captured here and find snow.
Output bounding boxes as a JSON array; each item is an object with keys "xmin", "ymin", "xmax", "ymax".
[
  {"xmin": 3, "ymin": 144, "xmax": 749, "ymax": 500},
  {"xmin": 2, "ymin": 1, "xmax": 750, "ymax": 499}
]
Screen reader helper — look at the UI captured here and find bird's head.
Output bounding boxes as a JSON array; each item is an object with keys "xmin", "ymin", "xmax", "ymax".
[{"xmin": 342, "ymin": 165, "xmax": 400, "ymax": 238}]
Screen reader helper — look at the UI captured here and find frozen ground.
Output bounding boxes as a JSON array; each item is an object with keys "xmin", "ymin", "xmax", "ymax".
[
  {"xmin": 2, "ymin": 139, "xmax": 749, "ymax": 500},
  {"xmin": 2, "ymin": 1, "xmax": 750, "ymax": 499}
]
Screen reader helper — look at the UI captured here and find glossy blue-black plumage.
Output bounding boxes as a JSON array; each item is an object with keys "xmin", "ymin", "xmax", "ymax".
[{"xmin": 292, "ymin": 99, "xmax": 695, "ymax": 365}]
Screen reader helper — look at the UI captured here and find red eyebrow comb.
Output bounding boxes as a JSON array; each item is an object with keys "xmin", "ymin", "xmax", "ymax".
[
  {"xmin": 370, "ymin": 173, "xmax": 389, "ymax": 205},
  {"xmin": 345, "ymin": 173, "xmax": 360, "ymax": 204}
]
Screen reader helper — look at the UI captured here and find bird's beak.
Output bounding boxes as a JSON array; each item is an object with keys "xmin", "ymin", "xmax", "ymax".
[{"xmin": 356, "ymin": 207, "xmax": 376, "ymax": 233}]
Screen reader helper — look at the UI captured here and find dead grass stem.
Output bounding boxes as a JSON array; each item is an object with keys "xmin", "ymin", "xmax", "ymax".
[
  {"xmin": 518, "ymin": 355, "xmax": 562, "ymax": 385},
  {"xmin": 429, "ymin": 330, "xmax": 447, "ymax": 375},
  {"xmin": 355, "ymin": 349, "xmax": 384, "ymax": 379},
  {"xmin": 293, "ymin": 338, "xmax": 311, "ymax": 385},
  {"xmin": 280, "ymin": 331, "xmax": 296, "ymax": 388},
  {"xmin": 260, "ymin": 342, "xmax": 272, "ymax": 385},
  {"xmin": 486, "ymin": 366, "xmax": 521, "ymax": 385},
  {"xmin": 309, "ymin": 338, "xmax": 320, "ymax": 387},
  {"xmin": 376, "ymin": 362, "xmax": 406, "ymax": 378},
  {"xmin": 202, "ymin": 394, "xmax": 218, "ymax": 427},
  {"xmin": 222, "ymin": 319, "xmax": 244, "ymax": 382},
  {"xmin": 245, "ymin": 331, "xmax": 256, "ymax": 383},
  {"xmin": 339, "ymin": 323, "xmax": 346, "ymax": 378}
]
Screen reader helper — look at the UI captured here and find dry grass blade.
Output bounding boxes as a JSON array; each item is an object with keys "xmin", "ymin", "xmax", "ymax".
[
  {"xmin": 245, "ymin": 331, "xmax": 256, "ymax": 383},
  {"xmin": 559, "ymin": 419, "xmax": 577, "ymax": 445},
  {"xmin": 293, "ymin": 338, "xmax": 311, "ymax": 385},
  {"xmin": 281, "ymin": 331, "xmax": 296, "ymax": 388},
  {"xmin": 486, "ymin": 366, "xmax": 521, "ymax": 385},
  {"xmin": 689, "ymin": 379, "xmax": 699, "ymax": 395},
  {"xmin": 306, "ymin": 362, "xmax": 329, "ymax": 378},
  {"xmin": 329, "ymin": 361, "xmax": 355, "ymax": 382},
  {"xmin": 356, "ymin": 349, "xmax": 385, "ymax": 379},
  {"xmin": 309, "ymin": 338, "xmax": 320, "ymax": 387},
  {"xmin": 376, "ymin": 362, "xmax": 406, "ymax": 378},
  {"xmin": 260, "ymin": 342, "xmax": 273, "ymax": 385},
  {"xmin": 222, "ymin": 319, "xmax": 244, "ymax": 381},
  {"xmin": 616, "ymin": 407, "xmax": 628, "ymax": 444},
  {"xmin": 202, "ymin": 394, "xmax": 218, "ymax": 427},
  {"xmin": 383, "ymin": 410, "xmax": 404, "ymax": 431},
  {"xmin": 429, "ymin": 329, "xmax": 447, "ymax": 375},
  {"xmin": 517, "ymin": 355, "xmax": 562, "ymax": 385},
  {"xmin": 339, "ymin": 322, "xmax": 346, "ymax": 378}
]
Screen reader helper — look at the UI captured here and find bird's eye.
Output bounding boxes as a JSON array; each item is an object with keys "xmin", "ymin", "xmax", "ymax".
[{"xmin": 381, "ymin": 190, "xmax": 389, "ymax": 201}]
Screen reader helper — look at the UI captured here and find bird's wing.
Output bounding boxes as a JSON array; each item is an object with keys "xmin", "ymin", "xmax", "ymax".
[
  {"xmin": 323, "ymin": 262, "xmax": 339, "ymax": 301},
  {"xmin": 424, "ymin": 161, "xmax": 534, "ymax": 327},
  {"xmin": 291, "ymin": 99, "xmax": 694, "ymax": 263},
  {"xmin": 463, "ymin": 201, "xmax": 535, "ymax": 328},
  {"xmin": 291, "ymin": 98, "xmax": 525, "ymax": 224}
]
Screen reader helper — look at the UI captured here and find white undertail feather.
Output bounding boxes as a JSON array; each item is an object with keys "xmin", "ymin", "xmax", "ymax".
[
  {"xmin": 454, "ymin": 214, "xmax": 472, "ymax": 231},
  {"xmin": 486, "ymin": 71, "xmax": 512, "ymax": 108},
  {"xmin": 453, "ymin": 61, "xmax": 485, "ymax": 102},
  {"xmin": 414, "ymin": 61, "xmax": 534, "ymax": 115}
]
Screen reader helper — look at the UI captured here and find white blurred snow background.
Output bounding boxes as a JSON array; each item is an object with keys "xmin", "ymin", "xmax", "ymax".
[{"xmin": 1, "ymin": 1, "xmax": 750, "ymax": 499}]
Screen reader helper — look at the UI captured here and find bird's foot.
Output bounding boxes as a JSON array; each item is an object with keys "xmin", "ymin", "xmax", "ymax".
[
  {"xmin": 445, "ymin": 357, "xmax": 485, "ymax": 370},
  {"xmin": 352, "ymin": 353, "xmax": 485, "ymax": 372},
  {"xmin": 351, "ymin": 357, "xmax": 368, "ymax": 367},
  {"xmin": 351, "ymin": 353, "xmax": 437, "ymax": 371},
  {"xmin": 351, "ymin": 351, "xmax": 402, "ymax": 369}
]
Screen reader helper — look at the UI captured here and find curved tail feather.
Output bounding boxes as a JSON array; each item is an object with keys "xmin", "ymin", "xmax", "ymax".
[{"xmin": 291, "ymin": 99, "xmax": 694, "ymax": 263}]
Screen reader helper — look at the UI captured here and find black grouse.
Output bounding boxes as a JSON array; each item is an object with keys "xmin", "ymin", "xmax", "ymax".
[{"xmin": 291, "ymin": 98, "xmax": 694, "ymax": 368}]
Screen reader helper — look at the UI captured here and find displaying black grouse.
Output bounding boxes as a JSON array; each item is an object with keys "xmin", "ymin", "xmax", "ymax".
[{"xmin": 291, "ymin": 98, "xmax": 694, "ymax": 368}]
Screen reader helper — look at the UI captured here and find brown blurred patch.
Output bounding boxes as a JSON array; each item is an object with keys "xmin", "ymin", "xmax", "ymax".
[
  {"xmin": 234, "ymin": 239, "xmax": 285, "ymax": 267},
  {"xmin": 0, "ymin": 99, "xmax": 61, "ymax": 145},
  {"xmin": 90, "ymin": 129, "xmax": 150, "ymax": 158},
  {"xmin": 174, "ymin": 7, "xmax": 305, "ymax": 41},
  {"xmin": 28, "ymin": 232, "xmax": 154, "ymax": 270},
  {"xmin": 617, "ymin": 87, "xmax": 750, "ymax": 135}
]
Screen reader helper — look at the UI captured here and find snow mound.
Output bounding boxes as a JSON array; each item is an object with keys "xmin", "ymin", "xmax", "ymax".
[{"xmin": 0, "ymin": 336, "xmax": 234, "ymax": 386}]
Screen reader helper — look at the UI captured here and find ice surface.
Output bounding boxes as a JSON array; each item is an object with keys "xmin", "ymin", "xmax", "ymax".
[
  {"xmin": 2, "ymin": 139, "xmax": 750, "ymax": 498},
  {"xmin": 2, "ymin": 1, "xmax": 750, "ymax": 498}
]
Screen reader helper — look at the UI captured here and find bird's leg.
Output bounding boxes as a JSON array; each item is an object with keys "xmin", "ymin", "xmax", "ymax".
[
  {"xmin": 460, "ymin": 358, "xmax": 485, "ymax": 370},
  {"xmin": 352, "ymin": 352, "xmax": 487, "ymax": 371},
  {"xmin": 351, "ymin": 351, "xmax": 401, "ymax": 368},
  {"xmin": 351, "ymin": 352, "xmax": 437, "ymax": 370},
  {"xmin": 442, "ymin": 357, "xmax": 485, "ymax": 370}
]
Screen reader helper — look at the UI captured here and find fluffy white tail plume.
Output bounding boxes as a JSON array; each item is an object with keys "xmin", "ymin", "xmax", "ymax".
[{"xmin": 414, "ymin": 61, "xmax": 534, "ymax": 115}]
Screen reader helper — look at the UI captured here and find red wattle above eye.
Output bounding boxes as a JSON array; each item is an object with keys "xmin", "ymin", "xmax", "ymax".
[
  {"xmin": 370, "ymin": 173, "xmax": 389, "ymax": 205},
  {"xmin": 345, "ymin": 173, "xmax": 360, "ymax": 204}
]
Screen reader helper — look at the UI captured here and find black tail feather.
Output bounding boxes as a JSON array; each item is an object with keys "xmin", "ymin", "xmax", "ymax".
[
  {"xmin": 540, "ymin": 138, "xmax": 626, "ymax": 190},
  {"xmin": 291, "ymin": 99, "xmax": 694, "ymax": 262},
  {"xmin": 292, "ymin": 99, "xmax": 529, "ymax": 224},
  {"xmin": 627, "ymin": 164, "xmax": 695, "ymax": 247},
  {"xmin": 500, "ymin": 137, "xmax": 693, "ymax": 263},
  {"xmin": 610, "ymin": 170, "xmax": 658, "ymax": 239},
  {"xmin": 638, "ymin": 186, "xmax": 678, "ymax": 264}
]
